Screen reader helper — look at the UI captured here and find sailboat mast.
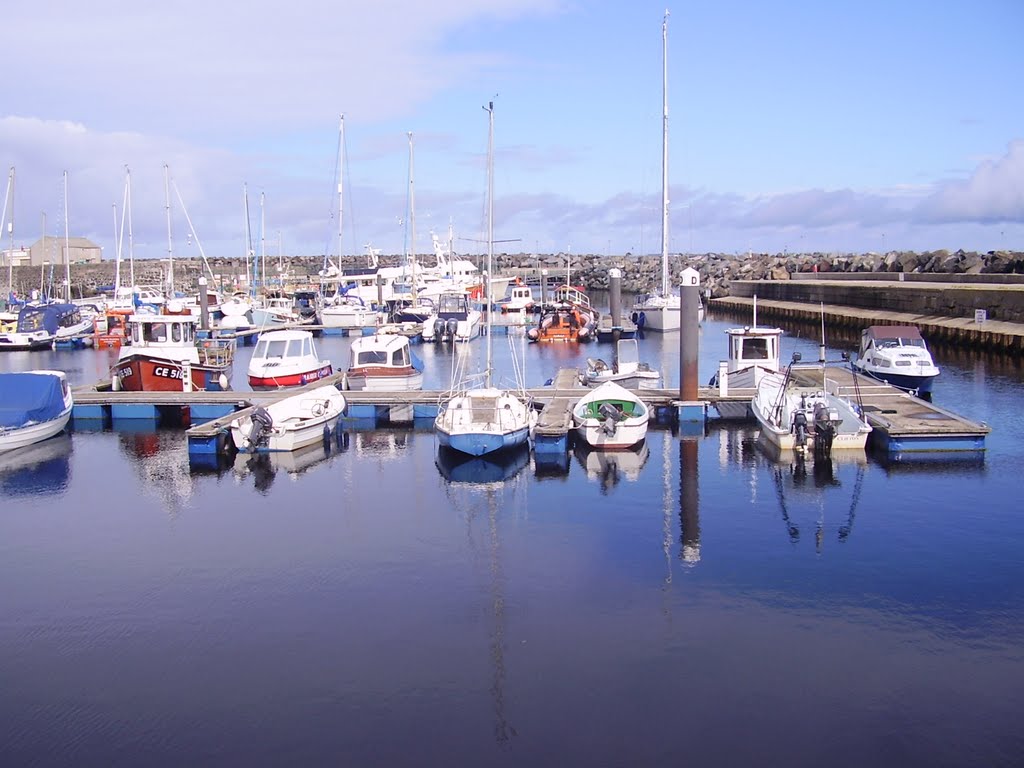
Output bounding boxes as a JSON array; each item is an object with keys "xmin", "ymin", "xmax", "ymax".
[
  {"xmin": 660, "ymin": 11, "xmax": 670, "ymax": 298},
  {"xmin": 259, "ymin": 191, "xmax": 266, "ymax": 289},
  {"xmin": 163, "ymin": 163, "xmax": 174, "ymax": 295},
  {"xmin": 126, "ymin": 166, "xmax": 135, "ymax": 289},
  {"xmin": 338, "ymin": 114, "xmax": 345, "ymax": 263},
  {"xmin": 484, "ymin": 101, "xmax": 495, "ymax": 389},
  {"xmin": 243, "ymin": 183, "xmax": 252, "ymax": 291},
  {"xmin": 112, "ymin": 203, "xmax": 120, "ymax": 296},
  {"xmin": 407, "ymin": 131, "xmax": 417, "ymax": 301},
  {"xmin": 63, "ymin": 170, "xmax": 71, "ymax": 301},
  {"xmin": 3, "ymin": 167, "xmax": 13, "ymax": 299}
]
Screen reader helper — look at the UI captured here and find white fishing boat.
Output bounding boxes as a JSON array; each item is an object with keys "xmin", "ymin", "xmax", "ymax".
[
  {"xmin": 229, "ymin": 384, "xmax": 346, "ymax": 453},
  {"xmin": 572, "ymin": 380, "xmax": 650, "ymax": 450},
  {"xmin": 631, "ymin": 13, "xmax": 703, "ymax": 333},
  {"xmin": 709, "ymin": 301, "xmax": 785, "ymax": 418},
  {"xmin": 751, "ymin": 362, "xmax": 872, "ymax": 458},
  {"xmin": 346, "ymin": 333, "xmax": 423, "ymax": 391},
  {"xmin": 580, "ymin": 338, "xmax": 661, "ymax": 390},
  {"xmin": 434, "ymin": 102, "xmax": 535, "ymax": 458},
  {"xmin": 851, "ymin": 325, "xmax": 940, "ymax": 397},
  {"xmin": 247, "ymin": 329, "xmax": 333, "ymax": 391},
  {"xmin": 0, "ymin": 370, "xmax": 73, "ymax": 453}
]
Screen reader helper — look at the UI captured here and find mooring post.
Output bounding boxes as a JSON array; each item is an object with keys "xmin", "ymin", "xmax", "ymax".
[
  {"xmin": 198, "ymin": 275, "xmax": 209, "ymax": 332},
  {"xmin": 609, "ymin": 267, "xmax": 622, "ymax": 369},
  {"xmin": 677, "ymin": 266, "xmax": 705, "ymax": 422},
  {"xmin": 540, "ymin": 268, "xmax": 549, "ymax": 306}
]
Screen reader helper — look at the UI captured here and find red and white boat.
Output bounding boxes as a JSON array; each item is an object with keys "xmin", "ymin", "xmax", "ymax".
[
  {"xmin": 112, "ymin": 313, "xmax": 235, "ymax": 392},
  {"xmin": 345, "ymin": 333, "xmax": 423, "ymax": 391},
  {"xmin": 247, "ymin": 329, "xmax": 333, "ymax": 391}
]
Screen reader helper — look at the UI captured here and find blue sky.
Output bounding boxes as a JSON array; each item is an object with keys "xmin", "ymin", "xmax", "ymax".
[{"xmin": 1, "ymin": 0, "xmax": 1021, "ymax": 263}]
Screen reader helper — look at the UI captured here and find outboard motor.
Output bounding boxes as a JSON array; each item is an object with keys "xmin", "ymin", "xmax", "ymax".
[
  {"xmin": 445, "ymin": 318, "xmax": 460, "ymax": 341},
  {"xmin": 812, "ymin": 402, "xmax": 837, "ymax": 460},
  {"xmin": 598, "ymin": 402, "xmax": 624, "ymax": 436},
  {"xmin": 792, "ymin": 408, "xmax": 809, "ymax": 449},
  {"xmin": 247, "ymin": 406, "xmax": 274, "ymax": 449}
]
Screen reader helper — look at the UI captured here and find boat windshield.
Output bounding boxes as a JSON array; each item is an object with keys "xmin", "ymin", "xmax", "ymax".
[
  {"xmin": 255, "ymin": 339, "xmax": 288, "ymax": 358},
  {"xmin": 356, "ymin": 350, "xmax": 388, "ymax": 365},
  {"xmin": 742, "ymin": 338, "xmax": 771, "ymax": 360}
]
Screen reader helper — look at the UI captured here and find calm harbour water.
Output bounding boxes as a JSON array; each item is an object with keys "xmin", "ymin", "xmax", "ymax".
[{"xmin": 1, "ymin": 309, "xmax": 1023, "ymax": 767}]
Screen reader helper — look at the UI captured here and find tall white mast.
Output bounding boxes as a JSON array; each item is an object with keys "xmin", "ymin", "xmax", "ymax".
[
  {"xmin": 260, "ymin": 191, "xmax": 266, "ymax": 288},
  {"xmin": 163, "ymin": 163, "xmax": 174, "ymax": 295},
  {"xmin": 338, "ymin": 115, "xmax": 345, "ymax": 262},
  {"xmin": 407, "ymin": 131, "xmax": 417, "ymax": 301},
  {"xmin": 484, "ymin": 101, "xmax": 495, "ymax": 388},
  {"xmin": 660, "ymin": 10, "xmax": 670, "ymax": 298},
  {"xmin": 2, "ymin": 167, "xmax": 13, "ymax": 299},
  {"xmin": 63, "ymin": 170, "xmax": 71, "ymax": 301},
  {"xmin": 112, "ymin": 203, "xmax": 120, "ymax": 296},
  {"xmin": 125, "ymin": 166, "xmax": 135, "ymax": 289},
  {"xmin": 243, "ymin": 182, "xmax": 251, "ymax": 290}
]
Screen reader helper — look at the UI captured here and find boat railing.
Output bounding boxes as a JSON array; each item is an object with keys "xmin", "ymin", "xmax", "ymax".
[
  {"xmin": 198, "ymin": 337, "xmax": 236, "ymax": 367},
  {"xmin": 554, "ymin": 285, "xmax": 591, "ymax": 310}
]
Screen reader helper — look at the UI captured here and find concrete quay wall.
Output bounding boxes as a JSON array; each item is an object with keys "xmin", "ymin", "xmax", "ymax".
[{"xmin": 729, "ymin": 277, "xmax": 1024, "ymax": 324}]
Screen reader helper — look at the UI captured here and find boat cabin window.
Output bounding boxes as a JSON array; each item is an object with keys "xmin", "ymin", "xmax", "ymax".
[
  {"xmin": 392, "ymin": 346, "xmax": 411, "ymax": 366},
  {"xmin": 741, "ymin": 338, "xmax": 771, "ymax": 360},
  {"xmin": 256, "ymin": 339, "xmax": 289, "ymax": 359},
  {"xmin": 357, "ymin": 350, "xmax": 388, "ymax": 365},
  {"xmin": 144, "ymin": 322, "xmax": 168, "ymax": 343},
  {"xmin": 439, "ymin": 294, "xmax": 465, "ymax": 314},
  {"xmin": 302, "ymin": 337, "xmax": 312, "ymax": 357},
  {"xmin": 171, "ymin": 323, "xmax": 182, "ymax": 343}
]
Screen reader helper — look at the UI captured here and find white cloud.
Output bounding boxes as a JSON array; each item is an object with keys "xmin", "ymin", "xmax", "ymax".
[
  {"xmin": 915, "ymin": 141, "xmax": 1024, "ymax": 224},
  {"xmin": 5, "ymin": 1, "xmax": 565, "ymax": 134}
]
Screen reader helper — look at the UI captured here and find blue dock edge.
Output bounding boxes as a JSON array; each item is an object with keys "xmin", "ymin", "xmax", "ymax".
[
  {"xmin": 675, "ymin": 401, "xmax": 708, "ymax": 423},
  {"xmin": 870, "ymin": 431, "xmax": 987, "ymax": 455}
]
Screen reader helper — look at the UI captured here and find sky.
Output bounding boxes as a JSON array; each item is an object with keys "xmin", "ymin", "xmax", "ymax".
[{"xmin": 1, "ymin": 0, "xmax": 1022, "ymax": 265}]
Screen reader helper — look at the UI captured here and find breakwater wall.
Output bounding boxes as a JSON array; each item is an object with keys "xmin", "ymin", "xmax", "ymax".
[{"xmin": 5, "ymin": 247, "xmax": 1022, "ymax": 315}]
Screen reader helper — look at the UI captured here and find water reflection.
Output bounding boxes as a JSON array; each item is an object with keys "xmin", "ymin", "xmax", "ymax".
[
  {"xmin": 0, "ymin": 433, "xmax": 73, "ymax": 496},
  {"xmin": 573, "ymin": 441, "xmax": 650, "ymax": 494},
  {"xmin": 117, "ymin": 431, "xmax": 196, "ymax": 516},
  {"xmin": 231, "ymin": 433, "xmax": 347, "ymax": 494},
  {"xmin": 678, "ymin": 435, "xmax": 701, "ymax": 565},
  {"xmin": 765, "ymin": 450, "xmax": 866, "ymax": 554},
  {"xmin": 435, "ymin": 445, "xmax": 530, "ymax": 485}
]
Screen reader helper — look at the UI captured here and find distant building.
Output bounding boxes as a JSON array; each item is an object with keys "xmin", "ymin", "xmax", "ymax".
[{"xmin": 24, "ymin": 235, "xmax": 103, "ymax": 266}]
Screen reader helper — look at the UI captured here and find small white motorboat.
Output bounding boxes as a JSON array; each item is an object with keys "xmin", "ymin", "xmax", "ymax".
[
  {"xmin": 229, "ymin": 384, "xmax": 347, "ymax": 453},
  {"xmin": 346, "ymin": 333, "xmax": 424, "ymax": 391},
  {"xmin": 0, "ymin": 370, "xmax": 74, "ymax": 453},
  {"xmin": 421, "ymin": 291, "xmax": 483, "ymax": 343},
  {"xmin": 247, "ymin": 329, "xmax": 333, "ymax": 390},
  {"xmin": 851, "ymin": 325, "xmax": 940, "ymax": 397},
  {"xmin": 572, "ymin": 380, "xmax": 649, "ymax": 449},
  {"xmin": 751, "ymin": 363, "xmax": 872, "ymax": 459},
  {"xmin": 580, "ymin": 338, "xmax": 661, "ymax": 390}
]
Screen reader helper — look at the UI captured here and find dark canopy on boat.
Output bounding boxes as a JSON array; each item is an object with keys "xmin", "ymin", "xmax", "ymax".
[
  {"xmin": 864, "ymin": 325, "xmax": 924, "ymax": 341},
  {"xmin": 0, "ymin": 372, "xmax": 67, "ymax": 428},
  {"xmin": 15, "ymin": 303, "xmax": 79, "ymax": 333}
]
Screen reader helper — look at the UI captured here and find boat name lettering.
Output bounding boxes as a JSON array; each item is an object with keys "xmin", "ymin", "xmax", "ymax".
[{"xmin": 154, "ymin": 366, "xmax": 184, "ymax": 379}]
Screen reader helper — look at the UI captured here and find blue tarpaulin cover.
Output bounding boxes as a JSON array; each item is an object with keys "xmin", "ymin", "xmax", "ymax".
[
  {"xmin": 0, "ymin": 372, "xmax": 67, "ymax": 428},
  {"xmin": 15, "ymin": 303, "xmax": 79, "ymax": 334}
]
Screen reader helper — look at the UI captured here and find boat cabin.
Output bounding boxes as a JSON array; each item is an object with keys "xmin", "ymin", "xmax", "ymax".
[
  {"xmin": 351, "ymin": 335, "xmax": 413, "ymax": 369},
  {"xmin": 726, "ymin": 327, "xmax": 783, "ymax": 374}
]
